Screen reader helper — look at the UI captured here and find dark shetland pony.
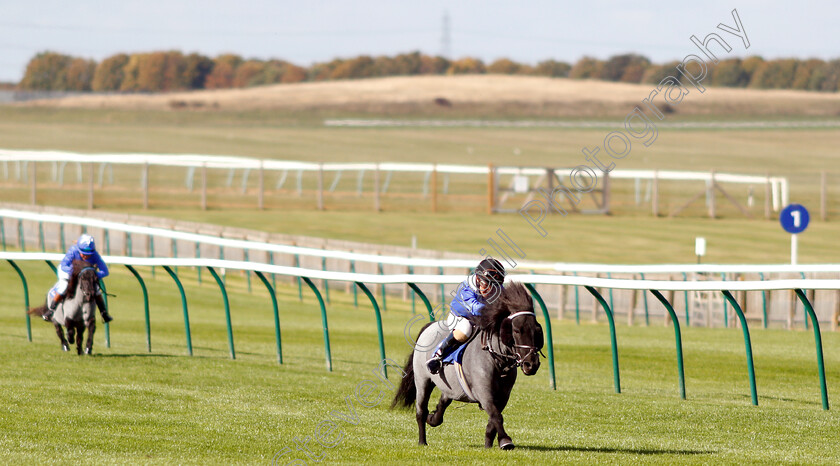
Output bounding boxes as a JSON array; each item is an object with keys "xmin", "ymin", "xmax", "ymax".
[
  {"xmin": 29, "ymin": 260, "xmax": 99, "ymax": 355},
  {"xmin": 392, "ymin": 282, "xmax": 544, "ymax": 450}
]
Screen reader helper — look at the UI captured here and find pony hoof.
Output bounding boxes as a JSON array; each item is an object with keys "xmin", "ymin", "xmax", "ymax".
[
  {"xmin": 62, "ymin": 344, "xmax": 70, "ymax": 352},
  {"xmin": 84, "ymin": 348, "xmax": 92, "ymax": 355},
  {"xmin": 499, "ymin": 441, "xmax": 515, "ymax": 450}
]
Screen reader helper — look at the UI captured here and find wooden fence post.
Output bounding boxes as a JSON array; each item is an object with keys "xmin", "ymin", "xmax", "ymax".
[
  {"xmin": 30, "ymin": 161, "xmax": 36, "ymax": 205},
  {"xmin": 258, "ymin": 160, "xmax": 265, "ymax": 210},
  {"xmin": 88, "ymin": 163, "xmax": 95, "ymax": 210},
  {"xmin": 431, "ymin": 165, "xmax": 438, "ymax": 213},
  {"xmin": 652, "ymin": 170, "xmax": 659, "ymax": 217},
  {"xmin": 487, "ymin": 164, "xmax": 495, "ymax": 215},
  {"xmin": 143, "ymin": 162, "xmax": 149, "ymax": 210},
  {"xmin": 821, "ymin": 170, "xmax": 827, "ymax": 221},
  {"xmin": 374, "ymin": 165, "xmax": 381, "ymax": 212},
  {"xmin": 317, "ymin": 163, "xmax": 324, "ymax": 211}
]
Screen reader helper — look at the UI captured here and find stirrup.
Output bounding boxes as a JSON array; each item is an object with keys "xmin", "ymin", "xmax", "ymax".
[{"xmin": 427, "ymin": 356, "xmax": 443, "ymax": 375}]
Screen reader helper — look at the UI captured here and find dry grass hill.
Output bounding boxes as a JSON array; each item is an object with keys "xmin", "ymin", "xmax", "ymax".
[{"xmin": 17, "ymin": 75, "xmax": 840, "ymax": 117}]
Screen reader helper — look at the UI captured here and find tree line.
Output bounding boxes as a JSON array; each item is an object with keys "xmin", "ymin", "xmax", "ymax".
[{"xmin": 18, "ymin": 50, "xmax": 840, "ymax": 92}]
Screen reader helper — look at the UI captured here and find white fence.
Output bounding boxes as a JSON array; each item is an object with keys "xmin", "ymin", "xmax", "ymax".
[
  {"xmin": 0, "ymin": 149, "xmax": 789, "ymax": 214},
  {"xmin": 3, "ymin": 208, "xmax": 840, "ymax": 329}
]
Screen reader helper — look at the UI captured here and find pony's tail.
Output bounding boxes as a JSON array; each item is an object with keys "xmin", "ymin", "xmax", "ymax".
[
  {"xmin": 390, "ymin": 351, "xmax": 416, "ymax": 409},
  {"xmin": 28, "ymin": 304, "xmax": 47, "ymax": 317}
]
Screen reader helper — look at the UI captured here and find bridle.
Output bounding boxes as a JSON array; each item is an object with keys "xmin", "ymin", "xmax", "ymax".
[
  {"xmin": 481, "ymin": 311, "xmax": 545, "ymax": 373},
  {"xmin": 78, "ymin": 266, "xmax": 98, "ymax": 298}
]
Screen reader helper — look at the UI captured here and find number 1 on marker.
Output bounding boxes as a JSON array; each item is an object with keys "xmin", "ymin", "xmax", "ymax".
[{"xmin": 791, "ymin": 210, "xmax": 801, "ymax": 228}]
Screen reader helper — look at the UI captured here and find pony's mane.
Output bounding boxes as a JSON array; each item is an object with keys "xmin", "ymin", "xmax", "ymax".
[
  {"xmin": 475, "ymin": 282, "xmax": 533, "ymax": 335},
  {"xmin": 65, "ymin": 260, "xmax": 94, "ymax": 300}
]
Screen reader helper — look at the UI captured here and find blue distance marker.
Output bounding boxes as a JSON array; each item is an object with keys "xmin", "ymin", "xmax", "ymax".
[
  {"xmin": 780, "ymin": 204, "xmax": 809, "ymax": 234},
  {"xmin": 780, "ymin": 204, "xmax": 809, "ymax": 264}
]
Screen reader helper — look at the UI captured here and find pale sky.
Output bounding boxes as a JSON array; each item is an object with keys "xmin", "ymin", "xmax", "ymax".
[{"xmin": 0, "ymin": 0, "xmax": 836, "ymax": 82}]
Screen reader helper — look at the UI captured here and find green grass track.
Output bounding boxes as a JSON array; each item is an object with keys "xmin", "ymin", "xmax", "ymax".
[{"xmin": 1, "ymin": 261, "xmax": 839, "ymax": 464}]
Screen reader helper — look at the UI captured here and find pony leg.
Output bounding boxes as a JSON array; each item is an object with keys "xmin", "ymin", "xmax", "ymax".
[
  {"xmin": 76, "ymin": 324, "xmax": 83, "ymax": 355},
  {"xmin": 54, "ymin": 324, "xmax": 70, "ymax": 352},
  {"xmin": 415, "ymin": 380, "xmax": 434, "ymax": 446},
  {"xmin": 85, "ymin": 319, "xmax": 96, "ymax": 355},
  {"xmin": 484, "ymin": 405, "xmax": 513, "ymax": 450},
  {"xmin": 426, "ymin": 396, "xmax": 452, "ymax": 427}
]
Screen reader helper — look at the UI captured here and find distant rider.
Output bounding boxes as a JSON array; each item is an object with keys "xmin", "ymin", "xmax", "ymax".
[
  {"xmin": 42, "ymin": 234, "xmax": 113, "ymax": 323},
  {"xmin": 426, "ymin": 258, "xmax": 505, "ymax": 374}
]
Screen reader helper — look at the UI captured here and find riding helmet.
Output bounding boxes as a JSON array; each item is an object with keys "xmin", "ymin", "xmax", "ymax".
[
  {"xmin": 77, "ymin": 234, "xmax": 96, "ymax": 253},
  {"xmin": 476, "ymin": 258, "xmax": 505, "ymax": 285}
]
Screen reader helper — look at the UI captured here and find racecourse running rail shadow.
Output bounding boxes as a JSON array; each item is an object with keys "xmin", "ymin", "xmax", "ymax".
[{"xmin": 511, "ymin": 445, "xmax": 717, "ymax": 455}]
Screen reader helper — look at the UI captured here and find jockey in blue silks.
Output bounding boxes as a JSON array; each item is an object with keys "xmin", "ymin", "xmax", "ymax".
[
  {"xmin": 426, "ymin": 258, "xmax": 506, "ymax": 374},
  {"xmin": 42, "ymin": 234, "xmax": 113, "ymax": 323}
]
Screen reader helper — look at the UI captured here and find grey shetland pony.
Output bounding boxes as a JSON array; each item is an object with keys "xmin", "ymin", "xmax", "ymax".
[
  {"xmin": 29, "ymin": 260, "xmax": 99, "ymax": 355},
  {"xmin": 392, "ymin": 282, "xmax": 544, "ymax": 450}
]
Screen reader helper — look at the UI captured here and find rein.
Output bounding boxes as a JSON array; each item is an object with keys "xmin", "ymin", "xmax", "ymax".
[{"xmin": 481, "ymin": 311, "xmax": 544, "ymax": 374}]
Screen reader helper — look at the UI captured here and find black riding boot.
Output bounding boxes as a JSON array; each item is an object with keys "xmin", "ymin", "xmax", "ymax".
[
  {"xmin": 95, "ymin": 294, "xmax": 113, "ymax": 323},
  {"xmin": 426, "ymin": 331, "xmax": 462, "ymax": 375},
  {"xmin": 43, "ymin": 294, "xmax": 62, "ymax": 321}
]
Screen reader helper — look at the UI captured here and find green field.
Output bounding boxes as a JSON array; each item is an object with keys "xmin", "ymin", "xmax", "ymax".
[
  {"xmin": 1, "ymin": 106, "xmax": 840, "ymax": 265},
  {"xmin": 1, "ymin": 261, "xmax": 839, "ymax": 464}
]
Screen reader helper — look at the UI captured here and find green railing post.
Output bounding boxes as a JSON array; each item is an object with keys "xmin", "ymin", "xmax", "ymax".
[
  {"xmin": 573, "ymin": 271, "xmax": 580, "ymax": 325},
  {"xmin": 18, "ymin": 219, "xmax": 24, "ymax": 251},
  {"xmin": 1, "ymin": 218, "xmax": 6, "ymax": 250},
  {"xmin": 302, "ymin": 277, "xmax": 331, "ymax": 371},
  {"xmin": 794, "ymin": 289, "xmax": 829, "ymax": 411},
  {"xmin": 99, "ymin": 279, "xmax": 110, "ymax": 348},
  {"xmin": 350, "ymin": 261, "xmax": 358, "ymax": 307},
  {"xmin": 170, "ymin": 238, "xmax": 176, "ymax": 275},
  {"xmin": 721, "ymin": 290, "xmax": 758, "ymax": 406},
  {"xmin": 438, "ymin": 266, "xmax": 445, "ymax": 308},
  {"xmin": 681, "ymin": 272, "xmax": 690, "ymax": 326},
  {"xmin": 104, "ymin": 230, "xmax": 110, "ymax": 255},
  {"xmin": 196, "ymin": 243, "xmax": 202, "ymax": 285},
  {"xmin": 125, "ymin": 265, "xmax": 151, "ymax": 352},
  {"xmin": 585, "ymin": 285, "xmax": 621, "ymax": 394},
  {"xmin": 407, "ymin": 283, "xmax": 435, "ymax": 322},
  {"xmin": 149, "ymin": 236, "xmax": 156, "ymax": 278},
  {"xmin": 294, "ymin": 254, "xmax": 302, "ymax": 301},
  {"xmin": 126, "ymin": 232, "xmax": 132, "ymax": 257},
  {"xmin": 799, "ymin": 273, "xmax": 809, "ymax": 331},
  {"xmin": 524, "ymin": 283, "xmax": 557, "ymax": 391},
  {"xmin": 321, "ymin": 255, "xmax": 329, "ymax": 304},
  {"xmin": 267, "ymin": 252, "xmax": 277, "ymax": 292},
  {"xmin": 255, "ymin": 271, "xmax": 283, "ymax": 364},
  {"xmin": 207, "ymin": 267, "xmax": 235, "ymax": 360},
  {"xmin": 244, "ymin": 250, "xmax": 252, "ymax": 293},
  {"xmin": 7, "ymin": 260, "xmax": 32, "ymax": 342},
  {"xmin": 721, "ymin": 273, "xmax": 729, "ymax": 327},
  {"xmin": 59, "ymin": 223, "xmax": 65, "ymax": 251},
  {"xmin": 606, "ymin": 272, "xmax": 614, "ymax": 311},
  {"xmin": 44, "ymin": 260, "xmax": 56, "ymax": 274},
  {"xmin": 38, "ymin": 222, "xmax": 45, "ymax": 252},
  {"xmin": 378, "ymin": 263, "xmax": 386, "ymax": 311},
  {"xmin": 651, "ymin": 290, "xmax": 686, "ymax": 400},
  {"xmin": 355, "ymin": 282, "xmax": 388, "ymax": 378},
  {"xmin": 640, "ymin": 273, "xmax": 650, "ymax": 326},
  {"xmin": 409, "ymin": 266, "xmax": 415, "ymax": 314},
  {"xmin": 163, "ymin": 265, "xmax": 192, "ymax": 356},
  {"xmin": 758, "ymin": 272, "xmax": 768, "ymax": 329}
]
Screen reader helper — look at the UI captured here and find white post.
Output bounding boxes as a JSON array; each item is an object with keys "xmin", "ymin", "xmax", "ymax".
[{"xmin": 791, "ymin": 234, "xmax": 798, "ymax": 265}]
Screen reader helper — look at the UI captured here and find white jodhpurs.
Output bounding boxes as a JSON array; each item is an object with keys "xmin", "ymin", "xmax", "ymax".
[
  {"xmin": 444, "ymin": 312, "xmax": 474, "ymax": 338},
  {"xmin": 50, "ymin": 269, "xmax": 71, "ymax": 296}
]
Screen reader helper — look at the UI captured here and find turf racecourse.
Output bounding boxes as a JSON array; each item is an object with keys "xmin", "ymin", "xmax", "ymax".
[{"xmin": 1, "ymin": 262, "xmax": 839, "ymax": 464}]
